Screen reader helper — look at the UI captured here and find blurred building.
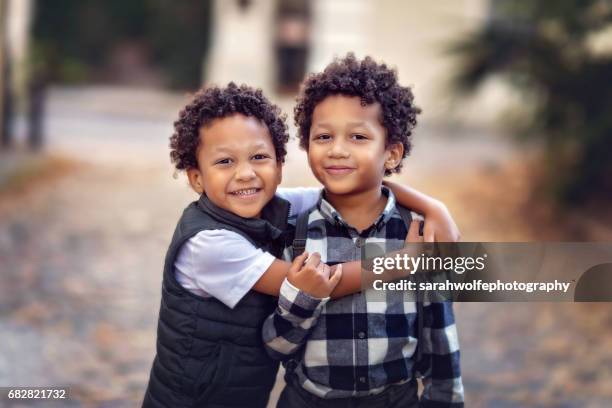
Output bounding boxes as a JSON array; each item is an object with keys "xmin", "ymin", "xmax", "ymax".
[
  {"xmin": 205, "ymin": 0, "xmax": 521, "ymax": 128},
  {"xmin": 2, "ymin": 0, "xmax": 521, "ymax": 130},
  {"xmin": 1, "ymin": 0, "xmax": 32, "ymax": 148},
  {"xmin": 1, "ymin": 0, "xmax": 32, "ymax": 99}
]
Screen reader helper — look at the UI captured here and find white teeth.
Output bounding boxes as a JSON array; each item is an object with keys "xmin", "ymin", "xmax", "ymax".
[{"xmin": 232, "ymin": 188, "xmax": 259, "ymax": 196}]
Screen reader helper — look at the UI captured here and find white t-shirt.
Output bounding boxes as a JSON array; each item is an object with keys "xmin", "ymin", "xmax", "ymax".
[{"xmin": 174, "ymin": 187, "xmax": 320, "ymax": 308}]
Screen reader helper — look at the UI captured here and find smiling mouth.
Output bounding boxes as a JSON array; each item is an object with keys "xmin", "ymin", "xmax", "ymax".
[
  {"xmin": 324, "ymin": 166, "xmax": 355, "ymax": 175},
  {"xmin": 229, "ymin": 188, "xmax": 262, "ymax": 198}
]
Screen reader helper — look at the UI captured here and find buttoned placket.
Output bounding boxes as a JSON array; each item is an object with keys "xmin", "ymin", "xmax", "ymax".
[{"xmin": 315, "ymin": 189, "xmax": 398, "ymax": 394}]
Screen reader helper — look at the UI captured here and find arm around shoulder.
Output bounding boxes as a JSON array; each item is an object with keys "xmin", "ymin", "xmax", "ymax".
[{"xmin": 384, "ymin": 180, "xmax": 461, "ymax": 242}]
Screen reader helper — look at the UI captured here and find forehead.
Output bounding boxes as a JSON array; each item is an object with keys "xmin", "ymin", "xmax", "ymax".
[
  {"xmin": 199, "ymin": 114, "xmax": 274, "ymax": 151},
  {"xmin": 311, "ymin": 95, "xmax": 382, "ymax": 124}
]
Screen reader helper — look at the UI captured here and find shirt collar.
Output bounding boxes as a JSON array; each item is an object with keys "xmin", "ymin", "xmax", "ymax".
[
  {"xmin": 197, "ymin": 194, "xmax": 289, "ymax": 242},
  {"xmin": 317, "ymin": 186, "xmax": 398, "ymax": 231}
]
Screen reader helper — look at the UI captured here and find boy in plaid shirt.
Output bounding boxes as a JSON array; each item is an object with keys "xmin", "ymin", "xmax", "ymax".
[{"xmin": 263, "ymin": 55, "xmax": 464, "ymax": 407}]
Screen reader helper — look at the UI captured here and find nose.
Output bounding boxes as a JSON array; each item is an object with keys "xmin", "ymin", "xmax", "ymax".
[
  {"xmin": 235, "ymin": 162, "xmax": 256, "ymax": 181},
  {"xmin": 327, "ymin": 139, "xmax": 350, "ymax": 159}
]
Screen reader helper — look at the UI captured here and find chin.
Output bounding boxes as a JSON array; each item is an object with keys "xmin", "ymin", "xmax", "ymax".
[
  {"xmin": 233, "ymin": 206, "xmax": 262, "ymax": 218},
  {"xmin": 235, "ymin": 211, "xmax": 259, "ymax": 219},
  {"xmin": 322, "ymin": 183, "xmax": 359, "ymax": 196}
]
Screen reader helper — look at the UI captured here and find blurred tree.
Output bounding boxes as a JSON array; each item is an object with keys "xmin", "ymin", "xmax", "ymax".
[
  {"xmin": 147, "ymin": 1, "xmax": 213, "ymax": 89},
  {"xmin": 25, "ymin": 0, "xmax": 212, "ymax": 148},
  {"xmin": 449, "ymin": 0, "xmax": 612, "ymax": 205},
  {"xmin": 1, "ymin": 0, "xmax": 15, "ymax": 150},
  {"xmin": 30, "ymin": 0, "xmax": 212, "ymax": 87}
]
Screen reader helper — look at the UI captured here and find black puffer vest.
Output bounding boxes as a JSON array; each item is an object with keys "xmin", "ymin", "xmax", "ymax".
[{"xmin": 142, "ymin": 195, "xmax": 290, "ymax": 408}]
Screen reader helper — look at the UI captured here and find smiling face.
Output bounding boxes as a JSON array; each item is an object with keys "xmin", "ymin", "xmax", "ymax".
[
  {"xmin": 187, "ymin": 114, "xmax": 282, "ymax": 218},
  {"xmin": 307, "ymin": 95, "xmax": 403, "ymax": 196}
]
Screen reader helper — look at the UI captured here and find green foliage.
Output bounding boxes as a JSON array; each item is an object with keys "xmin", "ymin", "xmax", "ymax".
[
  {"xmin": 30, "ymin": 0, "xmax": 212, "ymax": 89},
  {"xmin": 146, "ymin": 1, "xmax": 213, "ymax": 89},
  {"xmin": 449, "ymin": 0, "xmax": 612, "ymax": 204}
]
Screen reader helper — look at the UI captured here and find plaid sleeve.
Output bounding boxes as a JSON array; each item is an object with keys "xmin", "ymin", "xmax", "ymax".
[
  {"xmin": 420, "ymin": 301, "xmax": 464, "ymax": 408},
  {"xmin": 262, "ymin": 278, "xmax": 329, "ymax": 360}
]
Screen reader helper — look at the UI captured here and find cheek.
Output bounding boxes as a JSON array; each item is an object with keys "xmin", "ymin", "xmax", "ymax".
[
  {"xmin": 261, "ymin": 164, "xmax": 282, "ymax": 186},
  {"xmin": 355, "ymin": 149, "xmax": 387, "ymax": 176},
  {"xmin": 203, "ymin": 169, "xmax": 228, "ymax": 191},
  {"xmin": 202, "ymin": 166, "xmax": 227, "ymax": 186},
  {"xmin": 308, "ymin": 145, "xmax": 325, "ymax": 166},
  {"xmin": 359, "ymin": 147, "xmax": 385, "ymax": 165}
]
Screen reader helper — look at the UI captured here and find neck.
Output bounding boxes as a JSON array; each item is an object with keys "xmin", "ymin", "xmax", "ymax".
[{"xmin": 324, "ymin": 186, "xmax": 387, "ymax": 232}]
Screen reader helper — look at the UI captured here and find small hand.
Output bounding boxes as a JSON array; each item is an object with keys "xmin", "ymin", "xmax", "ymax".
[
  {"xmin": 402, "ymin": 220, "xmax": 439, "ymax": 280},
  {"xmin": 287, "ymin": 251, "xmax": 343, "ymax": 298},
  {"xmin": 405, "ymin": 220, "xmax": 424, "ymax": 244},
  {"xmin": 423, "ymin": 201, "xmax": 461, "ymax": 242}
]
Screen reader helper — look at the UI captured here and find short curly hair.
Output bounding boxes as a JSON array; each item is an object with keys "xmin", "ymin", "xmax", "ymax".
[
  {"xmin": 170, "ymin": 82, "xmax": 289, "ymax": 171},
  {"xmin": 294, "ymin": 54, "xmax": 421, "ymax": 175}
]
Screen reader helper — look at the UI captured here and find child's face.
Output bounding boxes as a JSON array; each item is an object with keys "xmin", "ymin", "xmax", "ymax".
[
  {"xmin": 307, "ymin": 95, "xmax": 403, "ymax": 196},
  {"xmin": 187, "ymin": 114, "xmax": 282, "ymax": 218}
]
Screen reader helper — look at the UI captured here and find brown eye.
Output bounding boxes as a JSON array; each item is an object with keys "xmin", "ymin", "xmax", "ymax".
[{"xmin": 215, "ymin": 158, "xmax": 232, "ymax": 165}]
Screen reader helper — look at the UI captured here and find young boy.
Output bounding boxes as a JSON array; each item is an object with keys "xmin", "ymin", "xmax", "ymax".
[
  {"xmin": 142, "ymin": 82, "xmax": 459, "ymax": 408},
  {"xmin": 263, "ymin": 55, "xmax": 464, "ymax": 407}
]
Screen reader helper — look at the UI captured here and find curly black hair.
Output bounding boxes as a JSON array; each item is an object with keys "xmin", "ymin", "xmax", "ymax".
[
  {"xmin": 170, "ymin": 82, "xmax": 289, "ymax": 170},
  {"xmin": 294, "ymin": 54, "xmax": 421, "ymax": 175}
]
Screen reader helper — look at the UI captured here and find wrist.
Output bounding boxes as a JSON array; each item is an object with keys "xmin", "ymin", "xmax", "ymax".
[{"xmin": 280, "ymin": 278, "xmax": 329, "ymax": 310}]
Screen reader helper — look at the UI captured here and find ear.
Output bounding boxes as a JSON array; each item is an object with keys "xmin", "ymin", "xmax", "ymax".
[
  {"xmin": 276, "ymin": 160, "xmax": 283, "ymax": 185},
  {"xmin": 384, "ymin": 143, "xmax": 404, "ymax": 172},
  {"xmin": 187, "ymin": 167, "xmax": 204, "ymax": 194}
]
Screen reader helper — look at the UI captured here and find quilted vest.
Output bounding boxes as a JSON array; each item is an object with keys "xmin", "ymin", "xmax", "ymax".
[{"xmin": 142, "ymin": 194, "xmax": 290, "ymax": 408}]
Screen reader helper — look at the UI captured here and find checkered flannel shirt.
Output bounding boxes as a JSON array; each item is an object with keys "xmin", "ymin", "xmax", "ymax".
[{"xmin": 262, "ymin": 188, "xmax": 464, "ymax": 406}]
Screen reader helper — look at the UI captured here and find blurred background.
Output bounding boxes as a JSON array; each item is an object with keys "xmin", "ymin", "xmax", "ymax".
[{"xmin": 1, "ymin": 0, "xmax": 611, "ymax": 406}]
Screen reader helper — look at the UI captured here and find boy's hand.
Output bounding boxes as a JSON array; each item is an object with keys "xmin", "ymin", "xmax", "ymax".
[
  {"xmin": 405, "ymin": 220, "xmax": 424, "ymax": 244},
  {"xmin": 287, "ymin": 251, "xmax": 343, "ymax": 299},
  {"xmin": 402, "ymin": 221, "xmax": 434, "ymax": 276},
  {"xmin": 423, "ymin": 200, "xmax": 461, "ymax": 242}
]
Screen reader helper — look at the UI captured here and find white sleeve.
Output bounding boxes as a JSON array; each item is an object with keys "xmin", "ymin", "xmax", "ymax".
[
  {"xmin": 276, "ymin": 187, "xmax": 321, "ymax": 217},
  {"xmin": 174, "ymin": 229, "xmax": 276, "ymax": 308}
]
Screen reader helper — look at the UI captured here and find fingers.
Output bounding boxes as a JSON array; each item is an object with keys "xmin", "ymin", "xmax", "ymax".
[
  {"xmin": 316, "ymin": 262, "xmax": 331, "ymax": 279},
  {"xmin": 304, "ymin": 252, "xmax": 321, "ymax": 269},
  {"xmin": 424, "ymin": 203, "xmax": 461, "ymax": 242},
  {"xmin": 328, "ymin": 263, "xmax": 342, "ymax": 291},
  {"xmin": 406, "ymin": 220, "xmax": 422, "ymax": 243},
  {"xmin": 423, "ymin": 222, "xmax": 435, "ymax": 243},
  {"xmin": 290, "ymin": 251, "xmax": 309, "ymax": 274}
]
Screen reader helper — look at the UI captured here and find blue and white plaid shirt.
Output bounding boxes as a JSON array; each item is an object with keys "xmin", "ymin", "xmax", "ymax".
[{"xmin": 262, "ymin": 188, "xmax": 464, "ymax": 405}]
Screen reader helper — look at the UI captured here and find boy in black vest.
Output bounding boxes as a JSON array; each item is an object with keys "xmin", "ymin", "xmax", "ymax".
[
  {"xmin": 143, "ymin": 82, "xmax": 461, "ymax": 408},
  {"xmin": 263, "ymin": 55, "xmax": 465, "ymax": 407},
  {"xmin": 143, "ymin": 82, "xmax": 349, "ymax": 408}
]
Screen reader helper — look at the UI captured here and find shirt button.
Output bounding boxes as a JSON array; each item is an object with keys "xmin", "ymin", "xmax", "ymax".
[
  {"xmin": 358, "ymin": 331, "xmax": 366, "ymax": 339},
  {"xmin": 355, "ymin": 237, "xmax": 365, "ymax": 248},
  {"xmin": 359, "ymin": 376, "xmax": 366, "ymax": 383}
]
